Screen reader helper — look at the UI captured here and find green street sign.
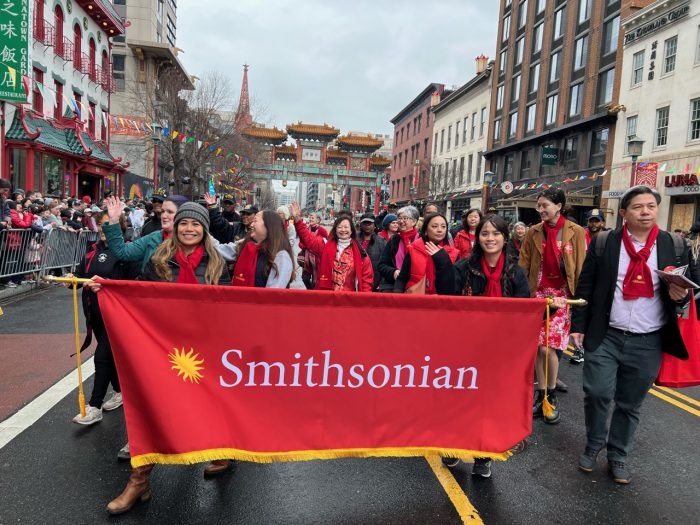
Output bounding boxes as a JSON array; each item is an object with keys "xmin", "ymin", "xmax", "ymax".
[
  {"xmin": 541, "ymin": 146, "xmax": 558, "ymax": 166},
  {"xmin": 0, "ymin": 0, "xmax": 30, "ymax": 102}
]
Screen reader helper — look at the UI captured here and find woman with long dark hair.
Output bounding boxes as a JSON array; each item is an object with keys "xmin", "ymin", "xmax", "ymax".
[
  {"xmin": 454, "ymin": 208, "xmax": 482, "ymax": 260},
  {"xmin": 289, "ymin": 202, "xmax": 373, "ymax": 292},
  {"xmin": 519, "ymin": 188, "xmax": 586, "ymax": 425},
  {"xmin": 394, "ymin": 213, "xmax": 458, "ymax": 294}
]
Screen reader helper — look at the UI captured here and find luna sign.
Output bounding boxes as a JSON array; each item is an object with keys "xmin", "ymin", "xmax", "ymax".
[{"xmin": 624, "ymin": 3, "xmax": 690, "ymax": 46}]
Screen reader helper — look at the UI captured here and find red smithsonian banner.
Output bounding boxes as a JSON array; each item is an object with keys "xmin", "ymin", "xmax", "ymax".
[{"xmin": 98, "ymin": 281, "xmax": 546, "ymax": 467}]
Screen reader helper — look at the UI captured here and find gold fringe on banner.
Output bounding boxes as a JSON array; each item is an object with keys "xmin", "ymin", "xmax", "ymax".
[{"xmin": 131, "ymin": 446, "xmax": 512, "ymax": 468}]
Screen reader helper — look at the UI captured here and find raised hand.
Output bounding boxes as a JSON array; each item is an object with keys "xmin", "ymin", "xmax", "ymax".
[
  {"xmin": 290, "ymin": 202, "xmax": 302, "ymax": 221},
  {"xmin": 105, "ymin": 196, "xmax": 122, "ymax": 225},
  {"xmin": 203, "ymin": 193, "xmax": 217, "ymax": 206}
]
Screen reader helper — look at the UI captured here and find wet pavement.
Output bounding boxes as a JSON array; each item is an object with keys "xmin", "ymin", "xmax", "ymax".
[{"xmin": 1, "ymin": 288, "xmax": 699, "ymax": 524}]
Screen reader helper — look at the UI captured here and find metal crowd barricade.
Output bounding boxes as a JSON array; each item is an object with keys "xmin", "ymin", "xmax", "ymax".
[
  {"xmin": 38, "ymin": 228, "xmax": 81, "ymax": 277},
  {"xmin": 0, "ymin": 228, "xmax": 47, "ymax": 280},
  {"xmin": 72, "ymin": 230, "xmax": 100, "ymax": 269}
]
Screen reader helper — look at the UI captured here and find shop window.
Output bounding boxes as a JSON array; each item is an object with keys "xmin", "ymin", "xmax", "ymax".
[
  {"xmin": 564, "ymin": 136, "xmax": 579, "ymax": 169},
  {"xmin": 520, "ymin": 148, "xmax": 532, "ymax": 180},
  {"xmin": 589, "ymin": 128, "xmax": 609, "ymax": 166},
  {"xmin": 43, "ymin": 155, "xmax": 63, "ymax": 195},
  {"xmin": 9, "ymin": 149, "xmax": 27, "ymax": 191}
]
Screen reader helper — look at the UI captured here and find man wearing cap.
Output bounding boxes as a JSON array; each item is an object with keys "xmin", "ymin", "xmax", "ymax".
[
  {"xmin": 207, "ymin": 201, "xmax": 255, "ymax": 244},
  {"xmin": 571, "ymin": 185, "xmax": 689, "ymax": 485},
  {"xmin": 141, "ymin": 195, "xmax": 165, "ymax": 237},
  {"xmin": 584, "ymin": 209, "xmax": 607, "ymax": 248},
  {"xmin": 358, "ymin": 212, "xmax": 387, "ymax": 290},
  {"xmin": 221, "ymin": 195, "xmax": 241, "ymax": 224}
]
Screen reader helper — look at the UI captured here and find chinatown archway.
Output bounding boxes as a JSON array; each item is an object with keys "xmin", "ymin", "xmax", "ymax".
[{"xmin": 240, "ymin": 123, "xmax": 390, "ymax": 213}]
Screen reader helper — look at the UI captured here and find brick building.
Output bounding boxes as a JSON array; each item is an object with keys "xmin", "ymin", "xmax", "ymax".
[
  {"xmin": 484, "ymin": 0, "xmax": 653, "ymax": 225},
  {"xmin": 389, "ymin": 84, "xmax": 447, "ymax": 207}
]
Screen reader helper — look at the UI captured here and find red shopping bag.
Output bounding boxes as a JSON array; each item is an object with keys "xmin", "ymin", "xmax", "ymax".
[{"xmin": 657, "ymin": 293, "xmax": 700, "ymax": 388}]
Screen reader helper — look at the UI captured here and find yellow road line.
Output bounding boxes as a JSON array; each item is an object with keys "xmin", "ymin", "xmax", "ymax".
[
  {"xmin": 648, "ymin": 389, "xmax": 700, "ymax": 417},
  {"xmin": 653, "ymin": 386, "xmax": 700, "ymax": 408},
  {"xmin": 425, "ymin": 455, "xmax": 483, "ymax": 524}
]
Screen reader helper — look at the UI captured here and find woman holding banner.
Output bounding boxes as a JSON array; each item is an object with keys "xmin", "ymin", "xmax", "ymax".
[
  {"xmin": 394, "ymin": 213, "xmax": 458, "ymax": 294},
  {"xmin": 289, "ymin": 202, "xmax": 373, "ymax": 292},
  {"xmin": 519, "ymin": 188, "xmax": 586, "ymax": 425},
  {"xmin": 99, "ymin": 203, "xmax": 227, "ymax": 515},
  {"xmin": 377, "ymin": 205, "xmax": 420, "ymax": 292}
]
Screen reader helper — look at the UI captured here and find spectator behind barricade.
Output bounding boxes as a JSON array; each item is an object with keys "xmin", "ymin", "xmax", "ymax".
[
  {"xmin": 221, "ymin": 195, "xmax": 241, "ymax": 224},
  {"xmin": 290, "ymin": 201, "xmax": 373, "ymax": 292},
  {"xmin": 69, "ymin": 211, "xmax": 140, "ymax": 426},
  {"xmin": 140, "ymin": 194, "xmax": 165, "ymax": 236},
  {"xmin": 9, "ymin": 199, "xmax": 37, "ymax": 229},
  {"xmin": 519, "ymin": 188, "xmax": 587, "ymax": 425},
  {"xmin": 129, "ymin": 203, "xmax": 145, "ymax": 229},
  {"xmin": 103, "ymin": 195, "xmax": 186, "ymax": 272},
  {"xmin": 47, "ymin": 203, "xmax": 65, "ymax": 229},
  {"xmin": 0, "ymin": 179, "xmax": 11, "ymax": 231},
  {"xmin": 394, "ymin": 213, "xmax": 458, "ymax": 294},
  {"xmin": 454, "ymin": 208, "xmax": 483, "ymax": 260},
  {"xmin": 379, "ymin": 213, "xmax": 398, "ymax": 241},
  {"xmin": 507, "ymin": 221, "xmax": 528, "ymax": 261},
  {"xmin": 11, "ymin": 188, "xmax": 25, "ymax": 202},
  {"xmin": 82, "ymin": 208, "xmax": 98, "ymax": 232},
  {"xmin": 377, "ymin": 205, "xmax": 420, "ymax": 292},
  {"xmin": 357, "ymin": 213, "xmax": 386, "ymax": 291}
]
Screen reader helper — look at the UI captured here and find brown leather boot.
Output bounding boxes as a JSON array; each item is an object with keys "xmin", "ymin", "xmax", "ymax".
[
  {"xmin": 204, "ymin": 459, "xmax": 232, "ymax": 477},
  {"xmin": 106, "ymin": 464, "xmax": 154, "ymax": 515}
]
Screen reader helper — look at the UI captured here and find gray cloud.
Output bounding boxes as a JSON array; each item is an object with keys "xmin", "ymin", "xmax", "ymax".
[{"xmin": 176, "ymin": 0, "xmax": 499, "ymax": 135}]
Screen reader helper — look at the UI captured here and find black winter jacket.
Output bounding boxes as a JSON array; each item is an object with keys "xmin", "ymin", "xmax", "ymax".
[
  {"xmin": 443, "ymin": 254, "xmax": 530, "ymax": 297},
  {"xmin": 377, "ymin": 234, "xmax": 403, "ymax": 291},
  {"xmin": 357, "ymin": 232, "xmax": 387, "ymax": 290},
  {"xmin": 208, "ymin": 207, "xmax": 247, "ymax": 244}
]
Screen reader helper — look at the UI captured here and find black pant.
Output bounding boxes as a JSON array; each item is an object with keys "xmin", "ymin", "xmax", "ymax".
[{"xmin": 88, "ymin": 313, "xmax": 120, "ymax": 408}]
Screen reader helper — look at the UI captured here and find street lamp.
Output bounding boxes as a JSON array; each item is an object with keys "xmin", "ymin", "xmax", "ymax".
[
  {"xmin": 482, "ymin": 171, "xmax": 494, "ymax": 214},
  {"xmin": 151, "ymin": 123, "xmax": 163, "ymax": 191},
  {"xmin": 627, "ymin": 135, "xmax": 645, "ymax": 185}
]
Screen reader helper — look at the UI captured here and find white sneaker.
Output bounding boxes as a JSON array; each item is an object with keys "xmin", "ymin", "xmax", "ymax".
[
  {"xmin": 102, "ymin": 392, "xmax": 123, "ymax": 411},
  {"xmin": 117, "ymin": 442, "xmax": 130, "ymax": 460},
  {"xmin": 72, "ymin": 405, "xmax": 102, "ymax": 425}
]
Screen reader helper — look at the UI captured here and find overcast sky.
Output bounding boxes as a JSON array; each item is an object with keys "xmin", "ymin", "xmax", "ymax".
[{"xmin": 177, "ymin": 0, "xmax": 500, "ymax": 136}]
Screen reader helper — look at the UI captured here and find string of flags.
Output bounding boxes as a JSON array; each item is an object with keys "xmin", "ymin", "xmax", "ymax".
[{"xmin": 486, "ymin": 170, "xmax": 609, "ymax": 194}]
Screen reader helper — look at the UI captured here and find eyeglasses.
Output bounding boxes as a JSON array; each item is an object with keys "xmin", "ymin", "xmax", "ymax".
[{"xmin": 397, "ymin": 217, "xmax": 412, "ymax": 222}]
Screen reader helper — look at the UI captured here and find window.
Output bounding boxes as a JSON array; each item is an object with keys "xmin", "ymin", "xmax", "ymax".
[
  {"xmin": 590, "ymin": 128, "xmax": 609, "ymax": 166},
  {"xmin": 554, "ymin": 8, "xmax": 565, "ymax": 39},
  {"xmin": 54, "ymin": 81, "xmax": 63, "ymax": 119},
  {"xmin": 459, "ymin": 157, "xmax": 465, "ymax": 186},
  {"xmin": 73, "ymin": 24, "xmax": 82, "ymax": 66},
  {"xmin": 515, "ymin": 37, "xmax": 524, "ymax": 65},
  {"xmin": 569, "ymin": 83, "xmax": 583, "ymax": 116},
  {"xmin": 493, "ymin": 118, "xmax": 502, "ymax": 141},
  {"xmin": 520, "ymin": 149, "xmax": 532, "ymax": 179},
  {"xmin": 471, "ymin": 112, "xmax": 477, "ymax": 140},
  {"xmin": 499, "ymin": 49, "xmax": 508, "ymax": 74},
  {"xmin": 655, "ymin": 106, "xmax": 670, "ymax": 147},
  {"xmin": 112, "ymin": 54, "xmax": 125, "ymax": 91},
  {"xmin": 564, "ymin": 136, "xmax": 578, "ymax": 167},
  {"xmin": 509, "ymin": 112, "xmax": 518, "ymax": 138},
  {"xmin": 480, "ymin": 108, "xmax": 486, "ymax": 137},
  {"xmin": 463, "ymin": 116, "xmax": 468, "ymax": 143},
  {"xmin": 424, "ymin": 138, "xmax": 428, "ymax": 158},
  {"xmin": 518, "ymin": 0, "xmax": 528, "ymax": 29},
  {"xmin": 32, "ymin": 68, "xmax": 43, "ymax": 114},
  {"xmin": 663, "ymin": 36, "xmax": 677, "ymax": 74},
  {"xmin": 74, "ymin": 92, "xmax": 81, "ymax": 119},
  {"xmin": 89, "ymin": 38, "xmax": 96, "ymax": 80},
  {"xmin": 625, "ymin": 115, "xmax": 638, "ymax": 154},
  {"xmin": 497, "ymin": 84, "xmax": 505, "ymax": 110},
  {"xmin": 166, "ymin": 15, "xmax": 176, "ymax": 47},
  {"xmin": 574, "ymin": 36, "xmax": 588, "ymax": 70},
  {"xmin": 696, "ymin": 26, "xmax": 700, "ymax": 64},
  {"xmin": 467, "ymin": 154, "xmax": 473, "ymax": 184},
  {"xmin": 434, "ymin": 132, "xmax": 438, "ymax": 154},
  {"xmin": 526, "ymin": 103, "xmax": 536, "ymax": 131},
  {"xmin": 631, "ymin": 51, "xmax": 644, "ymax": 85},
  {"xmin": 54, "ymin": 5, "xmax": 64, "ymax": 53},
  {"xmin": 440, "ymin": 129, "xmax": 445, "ymax": 153},
  {"xmin": 455, "ymin": 121, "xmax": 460, "ymax": 145},
  {"xmin": 157, "ymin": 0, "xmax": 164, "ymax": 21},
  {"xmin": 476, "ymin": 152, "xmax": 483, "ymax": 181},
  {"xmin": 447, "ymin": 125, "xmax": 452, "ymax": 150},
  {"xmin": 546, "ymin": 94, "xmax": 558, "ymax": 125},
  {"xmin": 407, "ymin": 123, "xmax": 411, "ymax": 137},
  {"xmin": 512, "ymin": 74, "xmax": 521, "ymax": 102},
  {"xmin": 418, "ymin": 114, "xmax": 422, "ymax": 132},
  {"xmin": 502, "ymin": 14, "xmax": 511, "ymax": 41},
  {"xmin": 549, "ymin": 51, "xmax": 560, "ymax": 83},
  {"xmin": 603, "ymin": 16, "xmax": 620, "ymax": 56},
  {"xmin": 504, "ymin": 154, "xmax": 514, "ymax": 179},
  {"xmin": 537, "ymin": 0, "xmax": 546, "ymax": 14},
  {"xmin": 578, "ymin": 0, "xmax": 591, "ymax": 24},
  {"xmin": 452, "ymin": 159, "xmax": 458, "ymax": 187},
  {"xmin": 529, "ymin": 63, "xmax": 540, "ymax": 93},
  {"xmin": 533, "ymin": 24, "xmax": 543, "ymax": 53},
  {"xmin": 88, "ymin": 102, "xmax": 96, "ymax": 136},
  {"xmin": 598, "ymin": 68, "xmax": 615, "ymax": 106},
  {"xmin": 690, "ymin": 99, "xmax": 700, "ymax": 141}
]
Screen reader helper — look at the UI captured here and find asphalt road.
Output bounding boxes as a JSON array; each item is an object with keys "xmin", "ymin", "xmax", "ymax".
[{"xmin": 1, "ymin": 288, "xmax": 699, "ymax": 524}]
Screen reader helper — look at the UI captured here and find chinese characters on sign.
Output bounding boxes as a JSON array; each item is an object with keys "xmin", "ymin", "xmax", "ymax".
[
  {"xmin": 0, "ymin": 0, "xmax": 30, "ymax": 102},
  {"xmin": 649, "ymin": 41, "xmax": 657, "ymax": 81}
]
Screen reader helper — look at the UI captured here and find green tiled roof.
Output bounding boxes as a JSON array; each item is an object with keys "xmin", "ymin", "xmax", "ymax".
[
  {"xmin": 95, "ymin": 0, "xmax": 125, "ymax": 32},
  {"xmin": 7, "ymin": 112, "xmax": 117, "ymax": 165}
]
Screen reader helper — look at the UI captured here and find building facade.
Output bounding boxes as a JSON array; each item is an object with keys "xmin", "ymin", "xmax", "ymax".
[
  {"xmin": 485, "ymin": 0, "xmax": 654, "ymax": 225},
  {"xmin": 108, "ymin": 0, "xmax": 193, "ymax": 196},
  {"xmin": 608, "ymin": 0, "xmax": 700, "ymax": 231},
  {"xmin": 3, "ymin": 0, "xmax": 126, "ymax": 199},
  {"xmin": 389, "ymin": 83, "xmax": 447, "ymax": 206},
  {"xmin": 430, "ymin": 58, "xmax": 492, "ymax": 221}
]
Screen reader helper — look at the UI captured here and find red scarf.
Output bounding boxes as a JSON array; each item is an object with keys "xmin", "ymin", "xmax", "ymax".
[
  {"xmin": 379, "ymin": 230, "xmax": 392, "ymax": 241},
  {"xmin": 232, "ymin": 241, "xmax": 261, "ymax": 287},
  {"xmin": 622, "ymin": 224, "xmax": 659, "ymax": 300},
  {"xmin": 162, "ymin": 230, "xmax": 171, "ymax": 241},
  {"xmin": 481, "ymin": 253, "xmax": 505, "ymax": 297},
  {"xmin": 399, "ymin": 228, "xmax": 417, "ymax": 247},
  {"xmin": 396, "ymin": 228, "xmax": 418, "ymax": 270},
  {"xmin": 406, "ymin": 238, "xmax": 459, "ymax": 294},
  {"xmin": 317, "ymin": 239, "xmax": 363, "ymax": 291},
  {"xmin": 361, "ymin": 238, "xmax": 370, "ymax": 250},
  {"xmin": 174, "ymin": 245, "xmax": 204, "ymax": 284},
  {"xmin": 540, "ymin": 215, "xmax": 566, "ymax": 289},
  {"xmin": 455, "ymin": 230, "xmax": 475, "ymax": 259}
]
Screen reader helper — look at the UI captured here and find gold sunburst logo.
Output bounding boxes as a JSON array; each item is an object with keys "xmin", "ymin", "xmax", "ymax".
[{"xmin": 169, "ymin": 347, "xmax": 204, "ymax": 384}]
